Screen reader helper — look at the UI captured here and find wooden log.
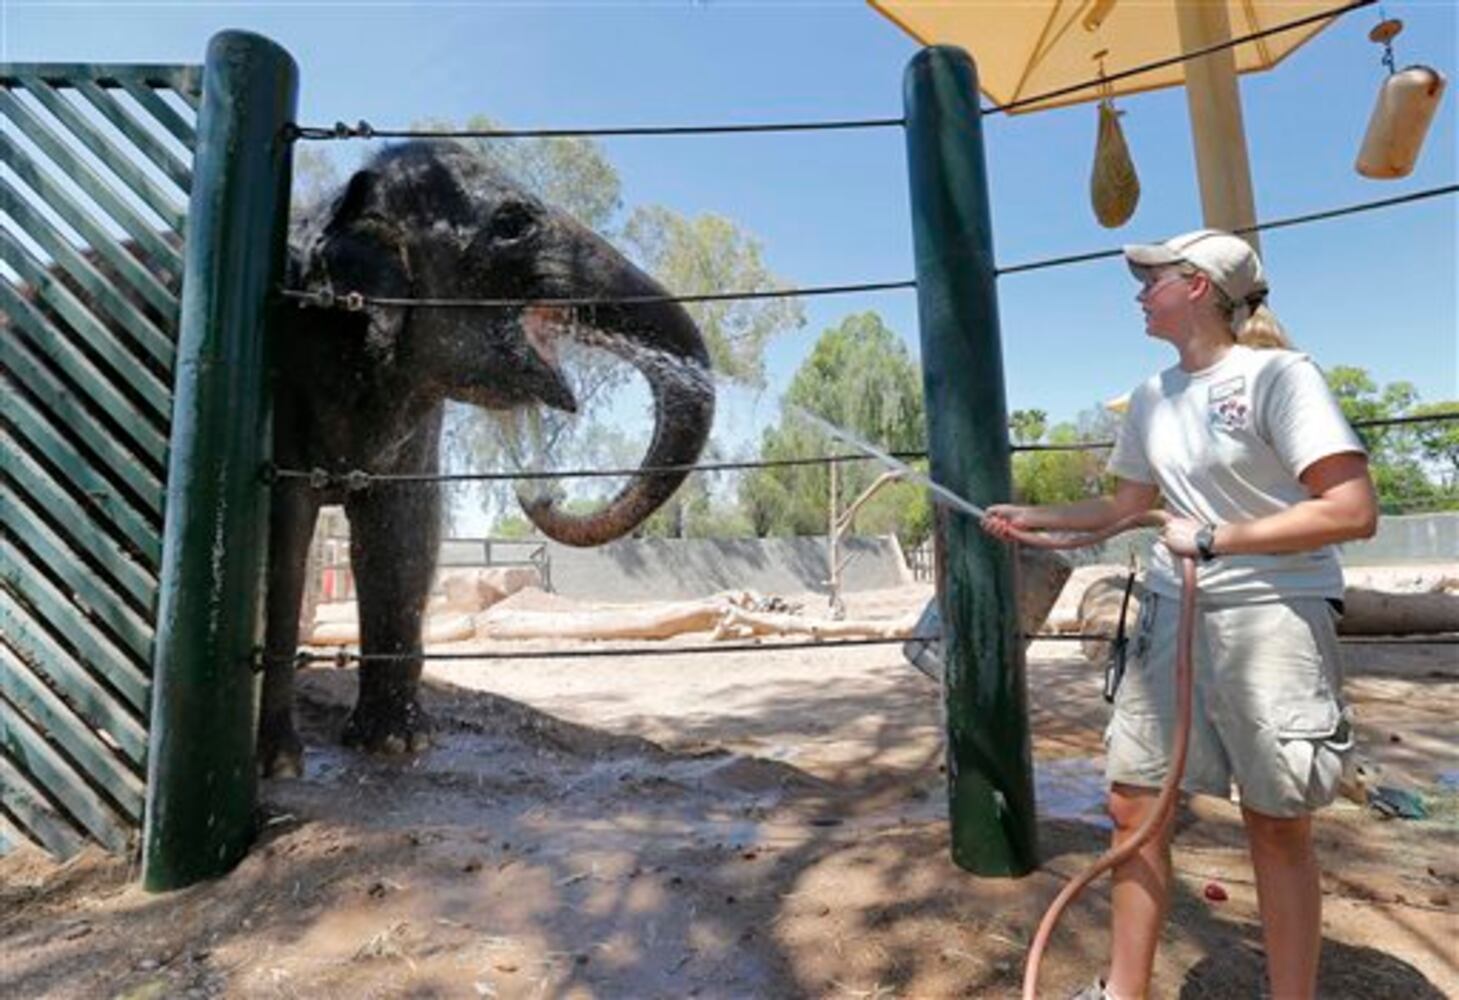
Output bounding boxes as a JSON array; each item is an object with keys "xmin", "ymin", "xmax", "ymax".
[
  {"xmin": 1339, "ymin": 587, "xmax": 1459, "ymax": 636},
  {"xmin": 476, "ymin": 598, "xmax": 730, "ymax": 641},
  {"xmin": 712, "ymin": 606, "xmax": 920, "ymax": 641},
  {"xmin": 308, "ymin": 612, "xmax": 476, "ymax": 647},
  {"xmin": 1077, "ymin": 572, "xmax": 1459, "ymax": 661}
]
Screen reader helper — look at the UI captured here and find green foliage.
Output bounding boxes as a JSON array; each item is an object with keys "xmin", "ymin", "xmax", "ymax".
[
  {"xmin": 1010, "ymin": 417, "xmax": 1113, "ymax": 505},
  {"xmin": 488, "ymin": 514, "xmax": 534, "ymax": 540},
  {"xmin": 1009, "ymin": 409, "xmax": 1047, "ymax": 445},
  {"xmin": 431, "ymin": 114, "xmax": 624, "ymax": 235},
  {"xmin": 290, "ymin": 145, "xmax": 342, "ymax": 217},
  {"xmin": 739, "ymin": 312, "xmax": 931, "ymax": 546},
  {"xmin": 623, "ymin": 206, "xmax": 805, "ymax": 385},
  {"xmin": 635, "ymin": 471, "xmax": 755, "ymax": 539},
  {"xmin": 1409, "ymin": 400, "xmax": 1459, "ymax": 482},
  {"xmin": 1325, "ymin": 366, "xmax": 1457, "ymax": 513}
]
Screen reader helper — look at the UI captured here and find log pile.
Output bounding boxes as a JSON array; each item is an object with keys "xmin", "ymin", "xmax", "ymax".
[
  {"xmin": 475, "ymin": 591, "xmax": 921, "ymax": 643},
  {"xmin": 303, "ymin": 546, "xmax": 1075, "ymax": 650},
  {"xmin": 1075, "ymin": 568, "xmax": 1459, "ymax": 662}
]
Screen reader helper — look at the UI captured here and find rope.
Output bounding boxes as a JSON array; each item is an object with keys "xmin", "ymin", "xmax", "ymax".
[
  {"xmin": 268, "ymin": 411, "xmax": 1459, "ymax": 489},
  {"xmin": 272, "ymin": 634, "xmax": 923, "ymax": 667},
  {"xmin": 281, "ymin": 279, "xmax": 914, "ymax": 312},
  {"xmin": 267, "ymin": 450, "xmax": 930, "ymax": 487},
  {"xmin": 279, "ymin": 185, "xmax": 1456, "ymax": 312},
  {"xmin": 266, "ymin": 631, "xmax": 1459, "ymax": 670},
  {"xmin": 282, "ymin": 3, "xmax": 1374, "ymax": 142},
  {"xmin": 285, "ymin": 117, "xmax": 905, "ymax": 142},
  {"xmin": 997, "ymin": 184, "xmax": 1459, "ymax": 277}
]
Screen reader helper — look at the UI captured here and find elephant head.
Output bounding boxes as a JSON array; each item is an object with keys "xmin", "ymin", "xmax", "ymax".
[{"xmin": 295, "ymin": 141, "xmax": 714, "ymax": 546}]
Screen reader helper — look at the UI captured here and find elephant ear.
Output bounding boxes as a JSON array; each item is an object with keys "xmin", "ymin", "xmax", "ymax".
[{"xmin": 301, "ymin": 168, "xmax": 413, "ymax": 367}]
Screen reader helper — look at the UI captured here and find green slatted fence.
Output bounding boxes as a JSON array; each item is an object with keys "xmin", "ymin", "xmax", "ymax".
[
  {"xmin": 3, "ymin": 33, "xmax": 297, "ymax": 887},
  {"xmin": 2, "ymin": 62, "xmax": 201, "ymax": 859}
]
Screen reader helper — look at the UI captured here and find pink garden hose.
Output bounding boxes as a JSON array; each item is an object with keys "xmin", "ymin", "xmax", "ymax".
[{"xmin": 985, "ymin": 512, "xmax": 1198, "ymax": 1000}]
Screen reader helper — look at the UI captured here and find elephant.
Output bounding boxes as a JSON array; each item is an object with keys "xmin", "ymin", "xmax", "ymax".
[{"xmin": 260, "ymin": 141, "xmax": 714, "ymax": 777}]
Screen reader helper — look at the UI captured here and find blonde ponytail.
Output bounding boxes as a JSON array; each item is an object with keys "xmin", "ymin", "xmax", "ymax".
[{"xmin": 1236, "ymin": 302, "xmax": 1292, "ymax": 349}]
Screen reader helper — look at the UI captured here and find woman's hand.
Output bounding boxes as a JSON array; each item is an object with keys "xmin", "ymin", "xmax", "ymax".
[
  {"xmin": 983, "ymin": 504, "xmax": 1041, "ymax": 540},
  {"xmin": 1160, "ymin": 517, "xmax": 1204, "ymax": 558}
]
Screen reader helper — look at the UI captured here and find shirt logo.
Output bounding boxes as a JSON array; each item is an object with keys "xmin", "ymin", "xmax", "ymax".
[{"xmin": 1209, "ymin": 376, "xmax": 1249, "ymax": 431}]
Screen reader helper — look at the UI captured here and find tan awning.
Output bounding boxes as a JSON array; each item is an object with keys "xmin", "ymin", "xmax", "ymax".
[{"xmin": 868, "ymin": 1, "xmax": 1345, "ymax": 114}]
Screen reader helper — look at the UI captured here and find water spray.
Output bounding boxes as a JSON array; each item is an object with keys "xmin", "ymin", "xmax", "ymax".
[{"xmin": 786, "ymin": 405, "xmax": 989, "ymax": 520}]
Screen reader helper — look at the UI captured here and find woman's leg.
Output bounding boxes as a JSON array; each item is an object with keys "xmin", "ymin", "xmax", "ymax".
[
  {"xmin": 1105, "ymin": 783, "xmax": 1176, "ymax": 1000},
  {"xmin": 1242, "ymin": 807, "xmax": 1321, "ymax": 999}
]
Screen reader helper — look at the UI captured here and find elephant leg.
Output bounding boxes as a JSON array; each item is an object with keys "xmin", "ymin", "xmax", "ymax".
[
  {"xmin": 340, "ymin": 483, "xmax": 441, "ymax": 754},
  {"xmin": 258, "ymin": 484, "xmax": 320, "ymax": 778}
]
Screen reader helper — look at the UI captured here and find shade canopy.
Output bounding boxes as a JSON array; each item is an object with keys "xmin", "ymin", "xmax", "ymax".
[{"xmin": 869, "ymin": 0, "xmax": 1346, "ymax": 114}]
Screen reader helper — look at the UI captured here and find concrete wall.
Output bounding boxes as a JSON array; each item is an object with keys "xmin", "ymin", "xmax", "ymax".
[
  {"xmin": 406, "ymin": 513, "xmax": 1458, "ymax": 603},
  {"xmin": 1060, "ymin": 513, "xmax": 1457, "ymax": 568},
  {"xmin": 439, "ymin": 536, "xmax": 910, "ymax": 602},
  {"xmin": 1340, "ymin": 512, "xmax": 1457, "ymax": 565}
]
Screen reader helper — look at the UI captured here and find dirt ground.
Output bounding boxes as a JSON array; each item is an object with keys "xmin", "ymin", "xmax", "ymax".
[{"xmin": 3, "ymin": 583, "xmax": 1456, "ymax": 999}]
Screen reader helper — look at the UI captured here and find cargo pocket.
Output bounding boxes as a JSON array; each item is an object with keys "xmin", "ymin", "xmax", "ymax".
[{"xmin": 1275, "ymin": 704, "xmax": 1354, "ymax": 811}]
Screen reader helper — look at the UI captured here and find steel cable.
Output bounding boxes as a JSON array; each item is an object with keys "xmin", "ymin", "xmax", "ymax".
[{"xmin": 268, "ymin": 411, "xmax": 1459, "ymax": 488}]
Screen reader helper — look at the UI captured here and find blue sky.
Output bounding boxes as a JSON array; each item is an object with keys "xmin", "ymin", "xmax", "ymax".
[{"xmin": 4, "ymin": 0, "xmax": 1455, "ymax": 447}]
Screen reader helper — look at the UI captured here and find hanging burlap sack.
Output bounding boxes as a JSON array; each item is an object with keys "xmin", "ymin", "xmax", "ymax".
[{"xmin": 1090, "ymin": 99, "xmax": 1140, "ymax": 228}]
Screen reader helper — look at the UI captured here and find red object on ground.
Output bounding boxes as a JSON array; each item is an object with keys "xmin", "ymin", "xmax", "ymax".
[{"xmin": 1204, "ymin": 881, "xmax": 1229, "ymax": 902}]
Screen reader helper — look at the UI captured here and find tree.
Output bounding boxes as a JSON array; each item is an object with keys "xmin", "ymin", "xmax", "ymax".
[
  {"xmin": 1006, "ymin": 400, "xmax": 1118, "ymax": 506},
  {"xmin": 1010, "ymin": 420, "xmax": 1111, "ymax": 506},
  {"xmin": 291, "ymin": 145, "xmax": 343, "ymax": 216},
  {"xmin": 1009, "ymin": 409, "xmax": 1047, "ymax": 445},
  {"xmin": 739, "ymin": 312, "xmax": 931, "ymax": 546},
  {"xmin": 420, "ymin": 114, "xmax": 624, "ymax": 234},
  {"xmin": 1410, "ymin": 400, "xmax": 1459, "ymax": 487},
  {"xmin": 1325, "ymin": 365, "xmax": 1457, "ymax": 512},
  {"xmin": 622, "ymin": 207, "xmax": 803, "ymax": 385}
]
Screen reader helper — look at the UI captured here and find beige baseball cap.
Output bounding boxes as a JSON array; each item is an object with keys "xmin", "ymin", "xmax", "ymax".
[{"xmin": 1124, "ymin": 229, "xmax": 1268, "ymax": 324}]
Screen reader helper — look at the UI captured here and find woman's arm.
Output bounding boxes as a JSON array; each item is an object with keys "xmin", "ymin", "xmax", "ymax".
[
  {"xmin": 1162, "ymin": 452, "xmax": 1378, "ymax": 558},
  {"xmin": 984, "ymin": 478, "xmax": 1161, "ymax": 536},
  {"xmin": 1212, "ymin": 452, "xmax": 1378, "ymax": 555}
]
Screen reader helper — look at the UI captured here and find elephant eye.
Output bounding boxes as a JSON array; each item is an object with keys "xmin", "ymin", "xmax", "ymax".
[{"xmin": 488, "ymin": 203, "xmax": 536, "ymax": 244}]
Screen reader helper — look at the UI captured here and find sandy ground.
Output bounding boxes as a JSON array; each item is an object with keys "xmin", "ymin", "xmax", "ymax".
[{"xmin": 3, "ymin": 583, "xmax": 1456, "ymax": 999}]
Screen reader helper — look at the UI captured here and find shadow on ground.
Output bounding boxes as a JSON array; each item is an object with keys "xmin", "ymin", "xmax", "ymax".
[{"xmin": 3, "ymin": 653, "xmax": 1454, "ymax": 999}]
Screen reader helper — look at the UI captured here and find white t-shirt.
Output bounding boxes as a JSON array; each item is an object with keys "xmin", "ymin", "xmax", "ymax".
[{"xmin": 1108, "ymin": 345, "xmax": 1365, "ymax": 602}]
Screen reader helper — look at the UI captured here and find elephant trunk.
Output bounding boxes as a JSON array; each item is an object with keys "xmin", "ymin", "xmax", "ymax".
[{"xmin": 520, "ymin": 260, "xmax": 714, "ymax": 547}]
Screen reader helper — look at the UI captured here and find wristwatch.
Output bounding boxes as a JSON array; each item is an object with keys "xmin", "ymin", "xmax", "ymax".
[{"xmin": 1195, "ymin": 523, "xmax": 1219, "ymax": 562}]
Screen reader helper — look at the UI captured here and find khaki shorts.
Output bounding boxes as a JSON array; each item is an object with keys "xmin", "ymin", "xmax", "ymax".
[{"xmin": 1105, "ymin": 593, "xmax": 1352, "ymax": 818}]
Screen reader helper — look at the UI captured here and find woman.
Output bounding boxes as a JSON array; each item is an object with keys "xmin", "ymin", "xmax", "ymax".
[{"xmin": 985, "ymin": 230, "xmax": 1378, "ymax": 1000}]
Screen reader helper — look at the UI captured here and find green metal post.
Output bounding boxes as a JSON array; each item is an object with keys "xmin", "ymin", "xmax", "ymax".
[
  {"xmin": 903, "ymin": 46, "xmax": 1037, "ymax": 876},
  {"xmin": 142, "ymin": 30, "xmax": 297, "ymax": 891}
]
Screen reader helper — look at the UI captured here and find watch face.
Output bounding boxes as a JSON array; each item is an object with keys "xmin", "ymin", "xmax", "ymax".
[{"xmin": 1196, "ymin": 526, "xmax": 1215, "ymax": 558}]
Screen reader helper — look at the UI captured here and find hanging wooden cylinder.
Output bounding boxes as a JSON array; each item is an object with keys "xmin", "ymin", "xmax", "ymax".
[
  {"xmin": 1090, "ymin": 99, "xmax": 1139, "ymax": 228},
  {"xmin": 1356, "ymin": 66, "xmax": 1447, "ymax": 179}
]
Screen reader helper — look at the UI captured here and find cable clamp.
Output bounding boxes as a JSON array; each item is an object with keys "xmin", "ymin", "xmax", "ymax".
[{"xmin": 300, "ymin": 287, "xmax": 336, "ymax": 310}]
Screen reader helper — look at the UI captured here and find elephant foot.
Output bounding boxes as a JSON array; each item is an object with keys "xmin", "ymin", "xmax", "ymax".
[
  {"xmin": 258, "ymin": 723, "xmax": 304, "ymax": 779},
  {"xmin": 342, "ymin": 700, "xmax": 433, "ymax": 755}
]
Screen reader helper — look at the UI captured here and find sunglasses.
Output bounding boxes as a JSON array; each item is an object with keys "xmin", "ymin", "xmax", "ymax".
[{"xmin": 1137, "ymin": 271, "xmax": 1190, "ymax": 299}]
